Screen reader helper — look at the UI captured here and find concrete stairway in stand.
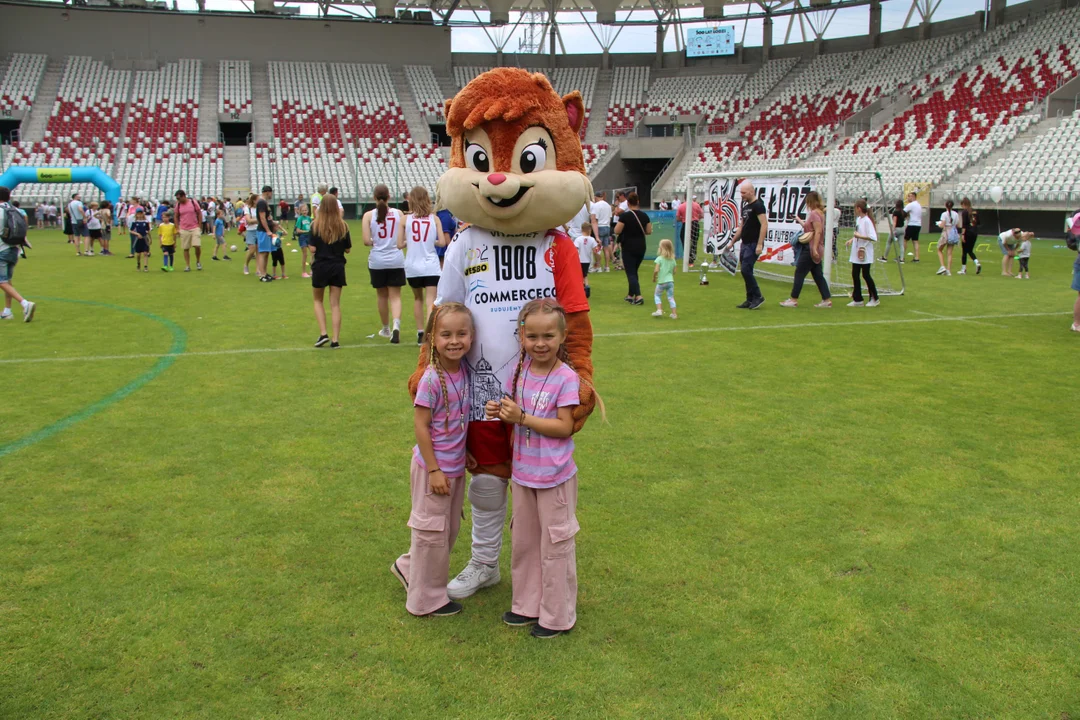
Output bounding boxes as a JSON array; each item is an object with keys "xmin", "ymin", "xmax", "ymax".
[
  {"xmin": 223, "ymin": 146, "xmax": 250, "ymax": 196},
  {"xmin": 390, "ymin": 67, "xmax": 433, "ymax": 143},
  {"xmin": 20, "ymin": 56, "xmax": 64, "ymax": 143},
  {"xmin": 198, "ymin": 60, "xmax": 219, "ymax": 144},
  {"xmin": 250, "ymin": 61, "xmax": 273, "ymax": 144},
  {"xmin": 585, "ymin": 67, "xmax": 612, "ymax": 146}
]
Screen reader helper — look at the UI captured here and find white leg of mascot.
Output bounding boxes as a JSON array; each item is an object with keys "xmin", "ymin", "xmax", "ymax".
[{"xmin": 407, "ymin": 68, "xmax": 597, "ymax": 603}]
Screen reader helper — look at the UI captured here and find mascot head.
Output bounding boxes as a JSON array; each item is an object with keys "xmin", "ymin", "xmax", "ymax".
[{"xmin": 437, "ymin": 68, "xmax": 594, "ymax": 235}]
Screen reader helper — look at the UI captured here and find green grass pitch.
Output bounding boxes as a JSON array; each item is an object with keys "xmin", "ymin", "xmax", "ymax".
[{"xmin": 2, "ymin": 225, "xmax": 1078, "ymax": 718}]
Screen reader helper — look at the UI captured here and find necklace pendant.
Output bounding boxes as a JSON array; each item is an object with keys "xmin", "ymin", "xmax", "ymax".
[{"xmin": 526, "ymin": 428, "xmax": 531, "ymax": 448}]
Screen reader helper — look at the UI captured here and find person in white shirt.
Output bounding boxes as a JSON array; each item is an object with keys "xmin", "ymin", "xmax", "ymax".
[
  {"xmin": 573, "ymin": 222, "xmax": 599, "ymax": 298},
  {"xmin": 903, "ymin": 192, "xmax": 922, "ymax": 263},
  {"xmin": 846, "ymin": 199, "xmax": 879, "ymax": 307},
  {"xmin": 1015, "ymin": 234, "xmax": 1032, "ymax": 279},
  {"xmin": 616, "ymin": 191, "xmax": 629, "ymax": 213},
  {"xmin": 562, "ymin": 202, "xmax": 597, "ymax": 242},
  {"xmin": 590, "ymin": 191, "xmax": 613, "ymax": 272},
  {"xmin": 68, "ymin": 193, "xmax": 87, "ymax": 253},
  {"xmin": 935, "ymin": 199, "xmax": 960, "ymax": 276},
  {"xmin": 362, "ymin": 183, "xmax": 406, "ymax": 344},
  {"xmin": 398, "ymin": 186, "xmax": 446, "ymax": 345}
]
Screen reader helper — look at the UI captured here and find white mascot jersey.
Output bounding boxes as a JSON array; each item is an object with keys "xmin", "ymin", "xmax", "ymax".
[{"xmin": 435, "ymin": 225, "xmax": 560, "ymax": 422}]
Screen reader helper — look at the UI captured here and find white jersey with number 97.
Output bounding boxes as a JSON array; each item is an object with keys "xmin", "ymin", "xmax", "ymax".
[{"xmin": 403, "ymin": 213, "xmax": 442, "ymax": 279}]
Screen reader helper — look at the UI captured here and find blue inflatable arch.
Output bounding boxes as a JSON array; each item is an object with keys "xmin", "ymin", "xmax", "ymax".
[{"xmin": 0, "ymin": 166, "xmax": 121, "ymax": 204}]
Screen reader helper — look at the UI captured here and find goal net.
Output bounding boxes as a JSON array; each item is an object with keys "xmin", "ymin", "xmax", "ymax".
[{"xmin": 682, "ymin": 168, "xmax": 905, "ymax": 296}]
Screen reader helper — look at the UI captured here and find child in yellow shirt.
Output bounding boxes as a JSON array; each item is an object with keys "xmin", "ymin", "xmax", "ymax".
[{"xmin": 158, "ymin": 212, "xmax": 177, "ymax": 272}]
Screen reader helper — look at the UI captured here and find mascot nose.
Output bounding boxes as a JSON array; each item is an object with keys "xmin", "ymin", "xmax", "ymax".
[{"xmin": 487, "ymin": 173, "xmax": 507, "ymax": 186}]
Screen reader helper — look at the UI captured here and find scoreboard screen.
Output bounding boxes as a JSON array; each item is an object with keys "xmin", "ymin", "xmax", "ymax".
[{"xmin": 686, "ymin": 26, "xmax": 735, "ymax": 57}]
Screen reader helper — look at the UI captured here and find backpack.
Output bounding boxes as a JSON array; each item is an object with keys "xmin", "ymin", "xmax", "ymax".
[{"xmin": 1, "ymin": 203, "xmax": 29, "ymax": 248}]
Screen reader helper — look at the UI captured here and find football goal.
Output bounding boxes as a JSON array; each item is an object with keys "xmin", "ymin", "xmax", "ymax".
[{"xmin": 681, "ymin": 168, "xmax": 905, "ymax": 296}]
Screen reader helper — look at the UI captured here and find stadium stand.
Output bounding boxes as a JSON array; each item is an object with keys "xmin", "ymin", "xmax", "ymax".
[
  {"xmin": 647, "ymin": 73, "xmax": 744, "ymax": 118},
  {"xmin": 0, "ymin": 53, "xmax": 47, "ymax": 118},
  {"xmin": 707, "ymin": 57, "xmax": 798, "ymax": 134},
  {"xmin": 405, "ymin": 65, "xmax": 445, "ymax": 120},
  {"xmin": 958, "ymin": 111, "xmax": 1080, "ymax": 203},
  {"xmin": 219, "ymin": 60, "xmax": 252, "ymax": 116},
  {"xmin": 605, "ymin": 65, "xmax": 649, "ymax": 136},
  {"xmin": 115, "ymin": 59, "xmax": 223, "ymax": 200},
  {"xmin": 6, "ymin": 56, "xmax": 129, "ymax": 202}
]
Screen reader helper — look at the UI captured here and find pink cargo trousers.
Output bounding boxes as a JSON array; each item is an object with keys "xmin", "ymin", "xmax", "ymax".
[
  {"xmin": 396, "ymin": 459, "xmax": 466, "ymax": 616},
  {"xmin": 510, "ymin": 475, "xmax": 580, "ymax": 631}
]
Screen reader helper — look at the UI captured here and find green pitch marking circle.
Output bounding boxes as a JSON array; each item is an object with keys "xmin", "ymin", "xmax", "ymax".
[{"xmin": 0, "ymin": 297, "xmax": 187, "ymax": 459}]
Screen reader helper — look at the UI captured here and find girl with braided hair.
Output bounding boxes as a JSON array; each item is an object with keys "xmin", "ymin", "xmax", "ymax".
[
  {"xmin": 486, "ymin": 298, "xmax": 590, "ymax": 638},
  {"xmin": 392, "ymin": 303, "xmax": 475, "ymax": 617}
]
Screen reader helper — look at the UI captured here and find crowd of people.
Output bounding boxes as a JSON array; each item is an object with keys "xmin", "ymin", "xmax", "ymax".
[{"xmin": 6, "ymin": 181, "xmax": 1079, "ymax": 336}]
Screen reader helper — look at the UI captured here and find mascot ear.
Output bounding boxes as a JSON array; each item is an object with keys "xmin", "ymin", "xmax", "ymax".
[
  {"xmin": 562, "ymin": 92, "xmax": 585, "ymax": 135},
  {"xmin": 444, "ymin": 97, "xmax": 454, "ymax": 120}
]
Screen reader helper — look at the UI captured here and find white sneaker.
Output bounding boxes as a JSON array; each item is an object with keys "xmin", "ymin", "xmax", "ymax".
[
  {"xmin": 936, "ymin": 266, "xmax": 947, "ymax": 275},
  {"xmin": 847, "ymin": 300, "xmax": 865, "ymax": 307},
  {"xmin": 945, "ymin": 270, "xmax": 952, "ymax": 276},
  {"xmin": 377, "ymin": 327, "xmax": 392, "ymax": 338},
  {"xmin": 22, "ymin": 301, "xmax": 36, "ymax": 323},
  {"xmin": 651, "ymin": 310, "xmax": 663, "ymax": 317},
  {"xmin": 958, "ymin": 268, "xmax": 966, "ymax": 275},
  {"xmin": 0, "ymin": 311, "xmax": 12, "ymax": 320},
  {"xmin": 446, "ymin": 560, "xmax": 500, "ymax": 600},
  {"xmin": 866, "ymin": 299, "xmax": 880, "ymax": 307}
]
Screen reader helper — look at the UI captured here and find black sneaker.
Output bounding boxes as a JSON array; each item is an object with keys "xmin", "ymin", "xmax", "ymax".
[
  {"xmin": 390, "ymin": 328, "xmax": 400, "ymax": 344},
  {"xmin": 330, "ymin": 341, "xmax": 340, "ymax": 349},
  {"xmin": 736, "ymin": 301, "xmax": 751, "ymax": 309},
  {"xmin": 416, "ymin": 330, "xmax": 424, "ymax": 346},
  {"xmin": 315, "ymin": 334, "xmax": 330, "ymax": 347},
  {"xmin": 748, "ymin": 298, "xmax": 765, "ymax": 310},
  {"xmin": 502, "ymin": 611, "xmax": 539, "ymax": 627},
  {"xmin": 631, "ymin": 298, "xmax": 644, "ymax": 305},
  {"xmin": 429, "ymin": 601, "xmax": 462, "ymax": 617},
  {"xmin": 260, "ymin": 275, "xmax": 273, "ymax": 283},
  {"xmin": 223, "ymin": 255, "xmax": 232, "ymax": 261},
  {"xmin": 976, "ymin": 263, "xmax": 982, "ymax": 275},
  {"xmin": 531, "ymin": 624, "xmax": 569, "ymax": 639},
  {"xmin": 584, "ymin": 285, "xmax": 591, "ymax": 298},
  {"xmin": 390, "ymin": 561, "xmax": 408, "ymax": 590},
  {"xmin": 212, "ymin": 256, "xmax": 220, "ymax": 261}
]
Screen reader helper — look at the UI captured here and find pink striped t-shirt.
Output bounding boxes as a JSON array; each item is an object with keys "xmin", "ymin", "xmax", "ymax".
[
  {"xmin": 509, "ymin": 362, "xmax": 580, "ymax": 489},
  {"xmin": 413, "ymin": 366, "xmax": 469, "ymax": 477}
]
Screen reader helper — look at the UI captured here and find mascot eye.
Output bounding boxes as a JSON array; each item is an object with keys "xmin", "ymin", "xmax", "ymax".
[
  {"xmin": 465, "ymin": 143, "xmax": 490, "ymax": 173},
  {"xmin": 519, "ymin": 142, "xmax": 548, "ymax": 174}
]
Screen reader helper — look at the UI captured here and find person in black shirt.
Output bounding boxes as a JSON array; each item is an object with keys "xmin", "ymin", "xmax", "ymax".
[
  {"xmin": 730, "ymin": 182, "xmax": 767, "ymax": 309},
  {"xmin": 882, "ymin": 199, "xmax": 905, "ymax": 263},
  {"xmin": 958, "ymin": 197, "xmax": 981, "ymax": 275},
  {"xmin": 612, "ymin": 192, "xmax": 652, "ymax": 304},
  {"xmin": 309, "ymin": 194, "xmax": 352, "ymax": 348},
  {"xmin": 256, "ymin": 186, "xmax": 275, "ymax": 282}
]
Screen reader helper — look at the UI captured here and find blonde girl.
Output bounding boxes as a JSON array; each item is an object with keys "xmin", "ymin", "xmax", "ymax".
[
  {"xmin": 781, "ymin": 190, "xmax": 832, "ymax": 308},
  {"xmin": 362, "ymin": 184, "xmax": 406, "ymax": 344},
  {"xmin": 847, "ymin": 199, "xmax": 880, "ymax": 307},
  {"xmin": 392, "ymin": 303, "xmax": 475, "ymax": 617},
  {"xmin": 309, "ymin": 194, "xmax": 353, "ymax": 348},
  {"xmin": 486, "ymin": 299, "xmax": 591, "ymax": 639},
  {"xmin": 652, "ymin": 238, "xmax": 678, "ymax": 318},
  {"xmin": 399, "ymin": 186, "xmax": 446, "ymax": 346}
]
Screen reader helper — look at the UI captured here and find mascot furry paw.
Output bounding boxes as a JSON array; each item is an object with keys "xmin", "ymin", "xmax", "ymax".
[{"xmin": 407, "ymin": 68, "xmax": 597, "ymax": 595}]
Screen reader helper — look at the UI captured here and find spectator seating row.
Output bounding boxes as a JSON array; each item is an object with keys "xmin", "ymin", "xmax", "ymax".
[
  {"xmin": 405, "ymin": 64, "xmax": 445, "ymax": 120},
  {"xmin": 606, "ymin": 65, "xmax": 649, "ymax": 136},
  {"xmin": 220, "ymin": 59, "xmax": 252, "ymax": 115},
  {"xmin": 707, "ymin": 57, "xmax": 798, "ymax": 134},
  {"xmin": 0, "ymin": 53, "xmax": 46, "ymax": 117}
]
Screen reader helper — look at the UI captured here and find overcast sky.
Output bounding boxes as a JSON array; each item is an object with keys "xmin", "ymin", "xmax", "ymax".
[
  {"xmin": 190, "ymin": 0, "xmax": 1019, "ymax": 54},
  {"xmin": 449, "ymin": 0, "xmax": 999, "ymax": 54}
]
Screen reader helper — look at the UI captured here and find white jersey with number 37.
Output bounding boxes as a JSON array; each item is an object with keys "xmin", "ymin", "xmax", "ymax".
[{"xmin": 368, "ymin": 208, "xmax": 404, "ymax": 270}]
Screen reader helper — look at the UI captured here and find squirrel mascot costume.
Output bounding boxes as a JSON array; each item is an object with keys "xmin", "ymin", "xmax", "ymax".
[{"xmin": 408, "ymin": 67, "xmax": 597, "ymax": 602}]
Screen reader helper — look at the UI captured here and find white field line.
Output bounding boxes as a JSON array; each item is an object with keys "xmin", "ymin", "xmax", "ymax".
[
  {"xmin": 0, "ymin": 311, "xmax": 1069, "ymax": 366},
  {"xmin": 908, "ymin": 309, "xmax": 1007, "ymax": 328}
]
